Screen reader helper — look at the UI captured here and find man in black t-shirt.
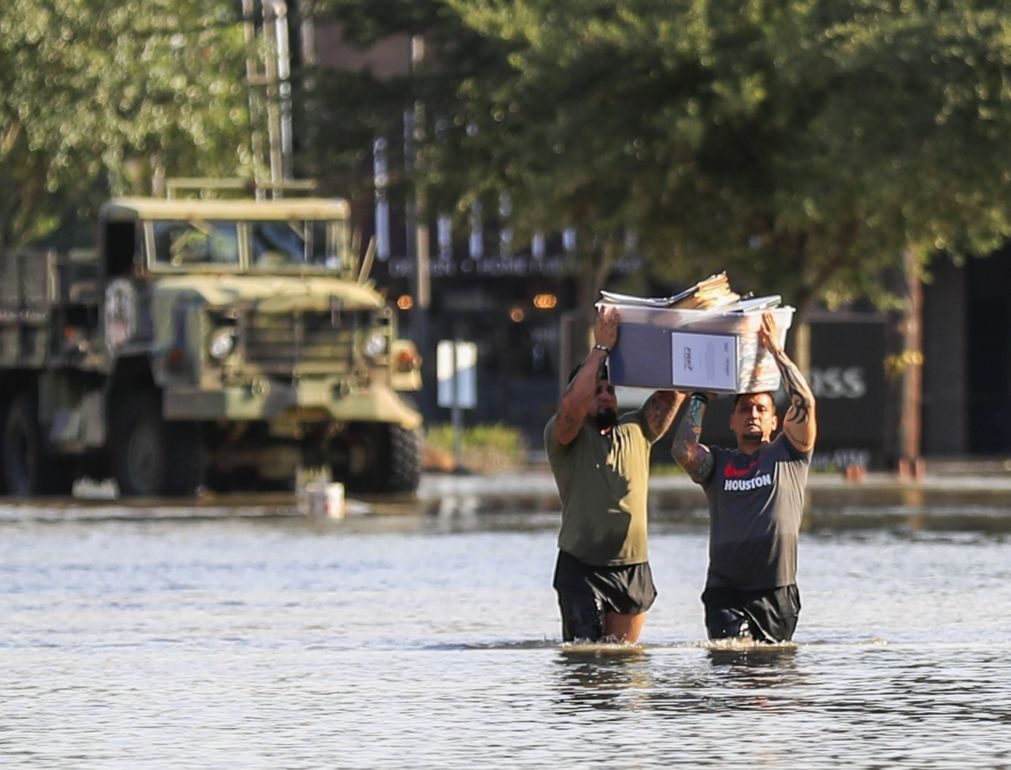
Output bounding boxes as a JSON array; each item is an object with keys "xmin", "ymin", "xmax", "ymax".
[{"xmin": 671, "ymin": 312, "xmax": 818, "ymax": 643}]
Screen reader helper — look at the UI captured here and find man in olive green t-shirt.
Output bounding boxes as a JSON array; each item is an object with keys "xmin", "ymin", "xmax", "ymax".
[{"xmin": 545, "ymin": 305, "xmax": 685, "ymax": 643}]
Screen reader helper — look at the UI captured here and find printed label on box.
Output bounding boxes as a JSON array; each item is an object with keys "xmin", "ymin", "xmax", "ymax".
[{"xmin": 671, "ymin": 332, "xmax": 738, "ymax": 390}]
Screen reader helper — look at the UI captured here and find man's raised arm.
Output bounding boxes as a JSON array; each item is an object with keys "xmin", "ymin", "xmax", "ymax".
[
  {"xmin": 642, "ymin": 390, "xmax": 687, "ymax": 441},
  {"xmin": 552, "ymin": 306, "xmax": 618, "ymax": 446},
  {"xmin": 760, "ymin": 311, "xmax": 817, "ymax": 453},
  {"xmin": 670, "ymin": 392, "xmax": 714, "ymax": 484}
]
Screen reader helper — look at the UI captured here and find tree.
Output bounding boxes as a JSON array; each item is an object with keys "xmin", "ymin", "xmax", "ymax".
[
  {"xmin": 0, "ymin": 0, "xmax": 253, "ymax": 250},
  {"xmin": 309, "ymin": 0, "xmax": 1011, "ymax": 315},
  {"xmin": 307, "ymin": 1, "xmax": 1011, "ymax": 463}
]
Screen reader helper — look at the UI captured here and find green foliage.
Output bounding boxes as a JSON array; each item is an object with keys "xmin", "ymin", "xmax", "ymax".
[
  {"xmin": 307, "ymin": 0, "xmax": 1011, "ymax": 317},
  {"xmin": 0, "ymin": 0, "xmax": 253, "ymax": 248},
  {"xmin": 424, "ymin": 422, "xmax": 529, "ymax": 472}
]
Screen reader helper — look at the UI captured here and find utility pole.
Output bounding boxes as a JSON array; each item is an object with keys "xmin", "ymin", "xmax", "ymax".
[
  {"xmin": 405, "ymin": 34, "xmax": 431, "ymax": 313},
  {"xmin": 241, "ymin": 0, "xmax": 293, "ymax": 197},
  {"xmin": 404, "ymin": 34, "xmax": 432, "ymax": 415}
]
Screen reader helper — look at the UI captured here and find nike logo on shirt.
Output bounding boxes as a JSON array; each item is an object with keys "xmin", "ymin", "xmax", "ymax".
[{"xmin": 723, "ymin": 458, "xmax": 759, "ymax": 479}]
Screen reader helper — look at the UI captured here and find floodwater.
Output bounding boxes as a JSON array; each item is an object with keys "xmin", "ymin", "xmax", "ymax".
[{"xmin": 1, "ymin": 493, "xmax": 1009, "ymax": 769}]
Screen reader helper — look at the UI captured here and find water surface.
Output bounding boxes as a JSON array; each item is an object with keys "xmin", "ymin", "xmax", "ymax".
[{"xmin": 1, "ymin": 501, "xmax": 1009, "ymax": 768}]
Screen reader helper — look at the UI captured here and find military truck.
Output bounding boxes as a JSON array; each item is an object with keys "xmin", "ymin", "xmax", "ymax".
[{"xmin": 0, "ymin": 191, "xmax": 423, "ymax": 498}]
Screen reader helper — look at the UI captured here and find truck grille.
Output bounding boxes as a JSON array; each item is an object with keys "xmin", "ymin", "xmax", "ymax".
[{"xmin": 242, "ymin": 310, "xmax": 374, "ymax": 373}]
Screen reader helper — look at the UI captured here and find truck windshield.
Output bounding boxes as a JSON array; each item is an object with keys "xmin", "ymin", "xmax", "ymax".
[
  {"xmin": 150, "ymin": 219, "xmax": 342, "ymax": 271},
  {"xmin": 153, "ymin": 220, "xmax": 240, "ymax": 267},
  {"xmin": 251, "ymin": 220, "xmax": 335, "ymax": 270}
]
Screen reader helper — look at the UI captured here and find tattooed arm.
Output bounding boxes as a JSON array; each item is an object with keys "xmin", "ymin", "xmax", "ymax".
[
  {"xmin": 670, "ymin": 393, "xmax": 714, "ymax": 484},
  {"xmin": 552, "ymin": 306, "xmax": 619, "ymax": 445},
  {"xmin": 642, "ymin": 390, "xmax": 687, "ymax": 440},
  {"xmin": 760, "ymin": 311, "xmax": 817, "ymax": 453}
]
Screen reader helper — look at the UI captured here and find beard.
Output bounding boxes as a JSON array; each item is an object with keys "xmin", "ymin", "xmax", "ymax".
[{"xmin": 594, "ymin": 408, "xmax": 618, "ymax": 430}]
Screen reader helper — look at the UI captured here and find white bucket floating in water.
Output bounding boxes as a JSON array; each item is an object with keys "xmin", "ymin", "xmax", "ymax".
[
  {"xmin": 299, "ymin": 481, "xmax": 346, "ymax": 518},
  {"xmin": 324, "ymin": 483, "xmax": 345, "ymax": 518}
]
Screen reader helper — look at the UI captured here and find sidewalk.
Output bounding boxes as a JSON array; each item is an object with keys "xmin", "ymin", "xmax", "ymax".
[{"xmin": 418, "ymin": 456, "xmax": 1011, "ymax": 509}]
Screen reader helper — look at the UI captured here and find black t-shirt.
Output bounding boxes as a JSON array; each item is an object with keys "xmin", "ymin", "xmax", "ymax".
[{"xmin": 700, "ymin": 434, "xmax": 810, "ymax": 590}]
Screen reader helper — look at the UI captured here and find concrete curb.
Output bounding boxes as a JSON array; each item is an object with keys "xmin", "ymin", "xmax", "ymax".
[{"xmin": 418, "ymin": 467, "xmax": 1011, "ymax": 500}]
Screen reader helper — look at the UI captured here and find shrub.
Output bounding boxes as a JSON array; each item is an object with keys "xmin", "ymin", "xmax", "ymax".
[{"xmin": 423, "ymin": 423, "xmax": 529, "ymax": 473}]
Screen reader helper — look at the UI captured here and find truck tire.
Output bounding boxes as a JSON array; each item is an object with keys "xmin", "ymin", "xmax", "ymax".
[
  {"xmin": 383, "ymin": 424, "xmax": 422, "ymax": 493},
  {"xmin": 0, "ymin": 398, "xmax": 7, "ymax": 495},
  {"xmin": 339, "ymin": 423, "xmax": 421, "ymax": 495},
  {"xmin": 2, "ymin": 393, "xmax": 74, "ymax": 496},
  {"xmin": 112, "ymin": 392, "xmax": 206, "ymax": 497}
]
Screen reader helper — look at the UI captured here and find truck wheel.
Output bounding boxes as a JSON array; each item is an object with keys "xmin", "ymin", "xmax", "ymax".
[
  {"xmin": 2, "ymin": 393, "xmax": 74, "ymax": 496},
  {"xmin": 384, "ymin": 424, "xmax": 422, "ymax": 493},
  {"xmin": 0, "ymin": 398, "xmax": 7, "ymax": 495},
  {"xmin": 112, "ymin": 392, "xmax": 206, "ymax": 497},
  {"xmin": 339, "ymin": 423, "xmax": 421, "ymax": 494}
]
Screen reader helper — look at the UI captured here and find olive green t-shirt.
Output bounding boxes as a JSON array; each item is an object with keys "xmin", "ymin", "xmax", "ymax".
[{"xmin": 544, "ymin": 410, "xmax": 656, "ymax": 566}]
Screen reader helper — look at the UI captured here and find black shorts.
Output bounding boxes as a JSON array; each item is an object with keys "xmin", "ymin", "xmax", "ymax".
[
  {"xmin": 553, "ymin": 550, "xmax": 657, "ymax": 642},
  {"xmin": 702, "ymin": 584, "xmax": 801, "ymax": 643}
]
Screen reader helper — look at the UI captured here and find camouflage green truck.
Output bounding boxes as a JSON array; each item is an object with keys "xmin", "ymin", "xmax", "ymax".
[{"xmin": 0, "ymin": 195, "xmax": 423, "ymax": 498}]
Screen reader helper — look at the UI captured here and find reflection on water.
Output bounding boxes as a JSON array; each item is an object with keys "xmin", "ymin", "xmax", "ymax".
[
  {"xmin": 0, "ymin": 501, "xmax": 1010, "ymax": 768},
  {"xmin": 554, "ymin": 645, "xmax": 655, "ymax": 712},
  {"xmin": 705, "ymin": 641, "xmax": 798, "ymax": 674},
  {"xmin": 552, "ymin": 641, "xmax": 810, "ymax": 718},
  {"xmin": 701, "ymin": 643, "xmax": 806, "ymax": 713}
]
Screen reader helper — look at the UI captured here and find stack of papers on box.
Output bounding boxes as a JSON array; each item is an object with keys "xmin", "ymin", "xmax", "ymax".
[
  {"xmin": 598, "ymin": 273, "xmax": 793, "ymax": 394},
  {"xmin": 599, "ymin": 271, "xmax": 741, "ymax": 310}
]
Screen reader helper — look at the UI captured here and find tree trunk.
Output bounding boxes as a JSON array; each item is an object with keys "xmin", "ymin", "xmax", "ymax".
[
  {"xmin": 557, "ymin": 233, "xmax": 622, "ymax": 386},
  {"xmin": 575, "ymin": 235, "xmax": 621, "ymax": 346},
  {"xmin": 785, "ymin": 289, "xmax": 820, "ymax": 387},
  {"xmin": 882, "ymin": 247, "xmax": 924, "ymax": 478}
]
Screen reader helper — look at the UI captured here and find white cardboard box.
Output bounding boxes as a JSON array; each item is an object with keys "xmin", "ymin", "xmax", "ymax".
[{"xmin": 604, "ymin": 304, "xmax": 794, "ymax": 393}]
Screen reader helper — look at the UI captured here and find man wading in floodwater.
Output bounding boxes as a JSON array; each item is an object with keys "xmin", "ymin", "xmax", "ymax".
[
  {"xmin": 671, "ymin": 311, "xmax": 817, "ymax": 644},
  {"xmin": 545, "ymin": 305, "xmax": 685, "ymax": 643}
]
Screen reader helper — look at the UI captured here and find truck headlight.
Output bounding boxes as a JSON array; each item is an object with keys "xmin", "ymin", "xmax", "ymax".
[
  {"xmin": 209, "ymin": 328, "xmax": 236, "ymax": 360},
  {"xmin": 363, "ymin": 330, "xmax": 387, "ymax": 360}
]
